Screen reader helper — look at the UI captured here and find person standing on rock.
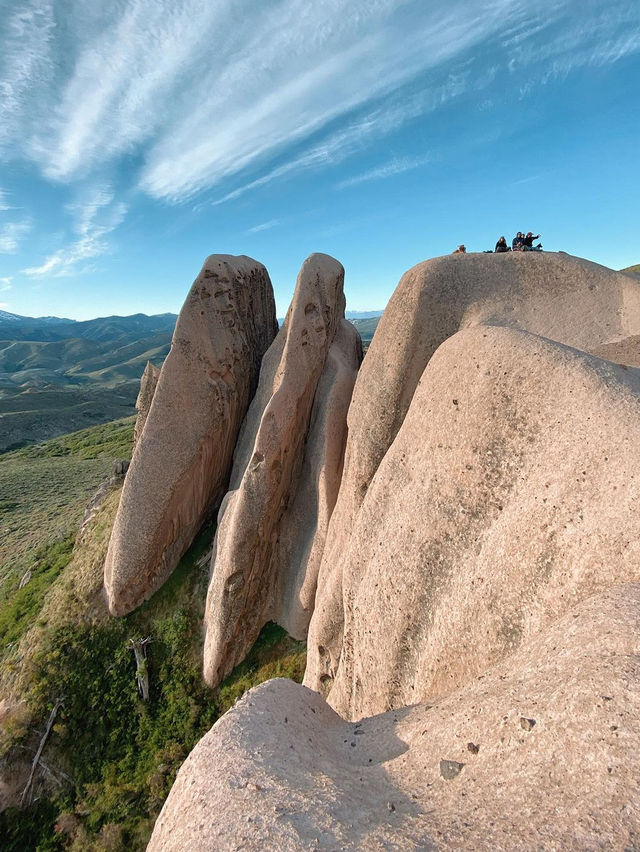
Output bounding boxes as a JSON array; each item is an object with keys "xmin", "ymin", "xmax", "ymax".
[{"xmin": 495, "ymin": 236, "xmax": 510, "ymax": 253}]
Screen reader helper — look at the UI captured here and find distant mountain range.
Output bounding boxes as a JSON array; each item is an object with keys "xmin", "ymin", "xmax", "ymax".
[
  {"xmin": 0, "ymin": 307, "xmax": 384, "ymax": 452},
  {"xmin": 0, "ymin": 309, "xmax": 177, "ymax": 343},
  {"xmin": 0, "ymin": 311, "xmax": 178, "ymax": 391},
  {"xmin": 0, "ymin": 311, "xmax": 178, "ymax": 452},
  {"xmin": 345, "ymin": 310, "xmax": 384, "ymax": 319},
  {"xmin": 349, "ymin": 316, "xmax": 380, "ymax": 345}
]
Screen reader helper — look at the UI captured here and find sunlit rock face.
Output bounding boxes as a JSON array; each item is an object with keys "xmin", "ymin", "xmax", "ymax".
[
  {"xmin": 147, "ymin": 251, "xmax": 640, "ymax": 850},
  {"xmin": 305, "ymin": 251, "xmax": 640, "ymax": 707},
  {"xmin": 203, "ymin": 253, "xmax": 361, "ymax": 688},
  {"xmin": 149, "ymin": 586, "xmax": 640, "ymax": 851},
  {"xmin": 309, "ymin": 324, "xmax": 640, "ymax": 717},
  {"xmin": 104, "ymin": 254, "xmax": 278, "ymax": 617}
]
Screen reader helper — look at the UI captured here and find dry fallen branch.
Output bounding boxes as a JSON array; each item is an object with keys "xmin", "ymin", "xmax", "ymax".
[
  {"xmin": 129, "ymin": 637, "xmax": 152, "ymax": 701},
  {"xmin": 21, "ymin": 698, "xmax": 63, "ymax": 807}
]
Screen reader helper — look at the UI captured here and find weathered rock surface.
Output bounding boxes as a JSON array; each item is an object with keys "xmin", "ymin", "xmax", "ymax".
[
  {"xmin": 306, "ymin": 251, "xmax": 640, "ymax": 697},
  {"xmin": 203, "ymin": 254, "xmax": 361, "ymax": 687},
  {"xmin": 308, "ymin": 325, "xmax": 640, "ymax": 717},
  {"xmin": 133, "ymin": 360, "xmax": 161, "ymax": 447},
  {"xmin": 149, "ymin": 585, "xmax": 640, "ymax": 851},
  {"xmin": 592, "ymin": 334, "xmax": 640, "ymax": 367},
  {"xmin": 104, "ymin": 255, "xmax": 277, "ymax": 616}
]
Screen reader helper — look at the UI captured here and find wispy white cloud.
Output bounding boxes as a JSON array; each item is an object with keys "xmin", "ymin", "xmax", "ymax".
[
  {"xmin": 0, "ymin": 188, "xmax": 15, "ymax": 211},
  {"xmin": 507, "ymin": 1, "xmax": 640, "ymax": 81},
  {"xmin": 22, "ymin": 184, "xmax": 127, "ymax": 277},
  {"xmin": 1, "ymin": 0, "xmax": 638, "ymax": 207},
  {"xmin": 2, "ymin": 0, "xmax": 532, "ymax": 199},
  {"xmin": 247, "ymin": 219, "xmax": 280, "ymax": 234},
  {"xmin": 0, "ymin": 219, "xmax": 32, "ymax": 253},
  {"xmin": 209, "ymin": 84, "xmax": 465, "ymax": 206},
  {"xmin": 0, "ymin": 0, "xmax": 55, "ymax": 153},
  {"xmin": 0, "ymin": 276, "xmax": 12, "ymax": 291},
  {"xmin": 138, "ymin": 0, "xmax": 531, "ymax": 200},
  {"xmin": 336, "ymin": 154, "xmax": 431, "ymax": 190}
]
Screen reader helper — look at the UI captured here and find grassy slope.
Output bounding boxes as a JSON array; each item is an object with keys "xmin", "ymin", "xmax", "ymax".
[
  {"xmin": 0, "ymin": 335, "xmax": 171, "ymax": 386},
  {"xmin": 0, "ymin": 419, "xmax": 306, "ymax": 851},
  {"xmin": 621, "ymin": 264, "xmax": 640, "ymax": 278},
  {"xmin": 350, "ymin": 316, "xmax": 380, "ymax": 344},
  {"xmin": 0, "ymin": 418, "xmax": 135, "ymax": 601},
  {"xmin": 0, "ymin": 388, "xmax": 139, "ymax": 453}
]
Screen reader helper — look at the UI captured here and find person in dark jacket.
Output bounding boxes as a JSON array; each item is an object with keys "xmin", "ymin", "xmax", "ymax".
[
  {"xmin": 495, "ymin": 236, "xmax": 510, "ymax": 253},
  {"xmin": 512, "ymin": 232, "xmax": 525, "ymax": 251},
  {"xmin": 523, "ymin": 231, "xmax": 542, "ymax": 251}
]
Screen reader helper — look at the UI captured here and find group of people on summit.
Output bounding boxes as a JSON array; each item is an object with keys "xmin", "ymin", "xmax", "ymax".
[
  {"xmin": 496, "ymin": 231, "xmax": 542, "ymax": 252},
  {"xmin": 453, "ymin": 231, "xmax": 542, "ymax": 255}
]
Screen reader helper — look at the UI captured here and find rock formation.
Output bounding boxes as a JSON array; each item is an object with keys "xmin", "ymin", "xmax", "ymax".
[
  {"xmin": 305, "ymin": 251, "xmax": 640, "ymax": 700},
  {"xmin": 149, "ymin": 585, "xmax": 640, "ymax": 851},
  {"xmin": 309, "ymin": 325, "xmax": 640, "ymax": 717},
  {"xmin": 133, "ymin": 360, "xmax": 160, "ymax": 447},
  {"xmin": 203, "ymin": 254, "xmax": 361, "ymax": 688},
  {"xmin": 104, "ymin": 255, "xmax": 278, "ymax": 616}
]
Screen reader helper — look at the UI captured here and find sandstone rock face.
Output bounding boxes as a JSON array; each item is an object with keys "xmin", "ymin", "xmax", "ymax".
[
  {"xmin": 133, "ymin": 360, "xmax": 160, "ymax": 447},
  {"xmin": 309, "ymin": 325, "xmax": 640, "ymax": 717},
  {"xmin": 203, "ymin": 254, "xmax": 361, "ymax": 687},
  {"xmin": 306, "ymin": 251, "xmax": 640, "ymax": 698},
  {"xmin": 149, "ymin": 586, "xmax": 640, "ymax": 851},
  {"xmin": 104, "ymin": 256, "xmax": 277, "ymax": 616}
]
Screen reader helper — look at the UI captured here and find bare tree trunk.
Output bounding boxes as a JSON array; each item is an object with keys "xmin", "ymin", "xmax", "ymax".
[
  {"xmin": 130, "ymin": 637, "xmax": 152, "ymax": 701},
  {"xmin": 21, "ymin": 698, "xmax": 63, "ymax": 807}
]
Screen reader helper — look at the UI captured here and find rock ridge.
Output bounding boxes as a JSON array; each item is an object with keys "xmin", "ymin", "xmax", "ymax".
[{"xmin": 203, "ymin": 253, "xmax": 361, "ymax": 688}]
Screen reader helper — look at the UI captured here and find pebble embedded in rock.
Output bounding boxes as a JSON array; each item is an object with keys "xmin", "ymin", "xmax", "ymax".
[
  {"xmin": 440, "ymin": 759, "xmax": 465, "ymax": 780},
  {"xmin": 520, "ymin": 717, "xmax": 536, "ymax": 731},
  {"xmin": 467, "ymin": 742, "xmax": 480, "ymax": 754}
]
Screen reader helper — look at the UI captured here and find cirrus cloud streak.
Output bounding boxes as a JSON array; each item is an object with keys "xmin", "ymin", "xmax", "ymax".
[{"xmin": 0, "ymin": 0, "xmax": 638, "ymax": 207}]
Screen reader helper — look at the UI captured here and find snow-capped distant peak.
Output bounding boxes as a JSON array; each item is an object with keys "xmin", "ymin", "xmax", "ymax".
[{"xmin": 0, "ymin": 310, "xmax": 22, "ymax": 322}]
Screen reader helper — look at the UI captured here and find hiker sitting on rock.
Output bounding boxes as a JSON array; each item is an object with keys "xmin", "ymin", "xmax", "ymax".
[
  {"xmin": 512, "ymin": 232, "xmax": 525, "ymax": 251},
  {"xmin": 453, "ymin": 244, "xmax": 467, "ymax": 254},
  {"xmin": 495, "ymin": 236, "xmax": 510, "ymax": 253},
  {"xmin": 523, "ymin": 231, "xmax": 542, "ymax": 251}
]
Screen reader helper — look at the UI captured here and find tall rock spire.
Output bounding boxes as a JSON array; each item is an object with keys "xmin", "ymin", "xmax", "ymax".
[{"xmin": 104, "ymin": 254, "xmax": 278, "ymax": 616}]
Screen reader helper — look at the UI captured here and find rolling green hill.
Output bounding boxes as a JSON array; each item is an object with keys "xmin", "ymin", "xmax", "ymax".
[
  {"xmin": 0, "ymin": 312, "xmax": 176, "ymax": 452},
  {"xmin": 0, "ymin": 308, "xmax": 384, "ymax": 452},
  {"xmin": 0, "ymin": 331, "xmax": 172, "ymax": 389},
  {"xmin": 0, "ymin": 419, "xmax": 306, "ymax": 850},
  {"xmin": 0, "ymin": 385, "xmax": 140, "ymax": 453},
  {"xmin": 350, "ymin": 315, "xmax": 381, "ymax": 346}
]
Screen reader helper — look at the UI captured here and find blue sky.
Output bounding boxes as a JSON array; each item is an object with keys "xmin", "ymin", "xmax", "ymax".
[{"xmin": 0, "ymin": 0, "xmax": 639, "ymax": 320}]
